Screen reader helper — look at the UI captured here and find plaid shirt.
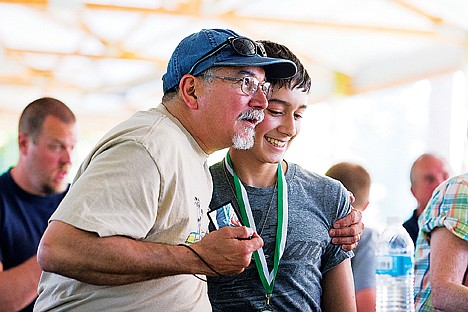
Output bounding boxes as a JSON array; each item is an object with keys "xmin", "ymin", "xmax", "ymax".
[{"xmin": 414, "ymin": 173, "xmax": 468, "ymax": 311}]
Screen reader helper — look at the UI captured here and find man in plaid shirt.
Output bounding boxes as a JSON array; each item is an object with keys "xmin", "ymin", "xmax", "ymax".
[{"xmin": 414, "ymin": 172, "xmax": 468, "ymax": 311}]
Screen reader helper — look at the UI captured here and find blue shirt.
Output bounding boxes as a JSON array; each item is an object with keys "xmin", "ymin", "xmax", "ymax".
[
  {"xmin": 0, "ymin": 169, "xmax": 68, "ymax": 312},
  {"xmin": 403, "ymin": 209, "xmax": 419, "ymax": 246}
]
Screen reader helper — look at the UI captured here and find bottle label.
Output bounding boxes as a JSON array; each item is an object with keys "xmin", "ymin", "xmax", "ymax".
[{"xmin": 376, "ymin": 254, "xmax": 413, "ymax": 276}]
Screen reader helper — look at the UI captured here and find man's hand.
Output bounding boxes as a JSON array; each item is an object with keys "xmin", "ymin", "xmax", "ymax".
[
  {"xmin": 329, "ymin": 208, "xmax": 364, "ymax": 251},
  {"xmin": 192, "ymin": 226, "xmax": 263, "ymax": 276}
]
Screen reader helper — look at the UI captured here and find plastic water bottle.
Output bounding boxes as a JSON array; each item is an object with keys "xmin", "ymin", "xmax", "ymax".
[{"xmin": 375, "ymin": 217, "xmax": 415, "ymax": 312}]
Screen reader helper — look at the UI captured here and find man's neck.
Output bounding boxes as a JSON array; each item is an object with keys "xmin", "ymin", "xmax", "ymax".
[
  {"xmin": 416, "ymin": 204, "xmax": 426, "ymax": 217},
  {"xmin": 10, "ymin": 165, "xmax": 43, "ymax": 196},
  {"xmin": 162, "ymin": 101, "xmax": 215, "ymax": 155}
]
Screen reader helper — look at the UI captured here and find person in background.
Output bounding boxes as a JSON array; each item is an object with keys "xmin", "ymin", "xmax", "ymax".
[
  {"xmin": 208, "ymin": 40, "xmax": 361, "ymax": 312},
  {"xmin": 0, "ymin": 97, "xmax": 77, "ymax": 312},
  {"xmin": 414, "ymin": 172, "xmax": 468, "ymax": 311},
  {"xmin": 34, "ymin": 28, "xmax": 297, "ymax": 311},
  {"xmin": 326, "ymin": 162, "xmax": 378, "ymax": 312},
  {"xmin": 403, "ymin": 153, "xmax": 450, "ymax": 244}
]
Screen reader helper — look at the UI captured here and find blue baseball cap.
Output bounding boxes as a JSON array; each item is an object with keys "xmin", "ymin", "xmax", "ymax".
[{"xmin": 162, "ymin": 29, "xmax": 297, "ymax": 93}]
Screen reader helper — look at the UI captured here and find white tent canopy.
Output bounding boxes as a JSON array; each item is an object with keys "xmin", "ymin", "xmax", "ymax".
[
  {"xmin": 0, "ymin": 0, "xmax": 467, "ymax": 131},
  {"xmin": 0, "ymin": 0, "xmax": 467, "ymax": 228}
]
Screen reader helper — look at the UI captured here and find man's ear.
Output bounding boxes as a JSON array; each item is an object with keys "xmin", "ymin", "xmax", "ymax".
[
  {"xmin": 18, "ymin": 132, "xmax": 30, "ymax": 156},
  {"xmin": 179, "ymin": 74, "xmax": 199, "ymax": 109}
]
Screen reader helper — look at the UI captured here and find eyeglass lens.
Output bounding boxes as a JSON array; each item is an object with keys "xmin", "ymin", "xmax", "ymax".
[{"xmin": 241, "ymin": 77, "xmax": 271, "ymax": 99}]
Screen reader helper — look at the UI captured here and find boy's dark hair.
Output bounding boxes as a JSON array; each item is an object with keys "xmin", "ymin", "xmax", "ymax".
[{"xmin": 258, "ymin": 40, "xmax": 311, "ymax": 93}]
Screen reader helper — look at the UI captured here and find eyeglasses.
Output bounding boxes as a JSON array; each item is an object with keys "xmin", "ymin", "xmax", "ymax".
[
  {"xmin": 203, "ymin": 74, "xmax": 272, "ymax": 99},
  {"xmin": 188, "ymin": 36, "xmax": 267, "ymax": 75}
]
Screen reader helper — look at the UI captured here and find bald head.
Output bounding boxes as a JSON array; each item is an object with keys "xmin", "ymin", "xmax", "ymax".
[{"xmin": 410, "ymin": 153, "xmax": 450, "ymax": 215}]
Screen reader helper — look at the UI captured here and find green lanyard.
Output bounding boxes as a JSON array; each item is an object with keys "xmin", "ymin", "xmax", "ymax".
[{"xmin": 225, "ymin": 153, "xmax": 288, "ymax": 297}]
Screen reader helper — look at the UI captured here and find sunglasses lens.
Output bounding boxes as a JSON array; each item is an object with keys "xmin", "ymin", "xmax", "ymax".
[
  {"xmin": 188, "ymin": 36, "xmax": 263, "ymax": 75},
  {"xmin": 231, "ymin": 38, "xmax": 257, "ymax": 56}
]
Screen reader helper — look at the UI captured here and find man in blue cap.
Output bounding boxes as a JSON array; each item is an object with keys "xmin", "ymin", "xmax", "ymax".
[
  {"xmin": 35, "ymin": 29, "xmax": 360, "ymax": 311},
  {"xmin": 34, "ymin": 28, "xmax": 296, "ymax": 312}
]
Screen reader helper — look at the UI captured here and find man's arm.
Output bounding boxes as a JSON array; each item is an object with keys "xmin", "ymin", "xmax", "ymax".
[
  {"xmin": 429, "ymin": 227, "xmax": 468, "ymax": 311},
  {"xmin": 321, "ymin": 258, "xmax": 357, "ymax": 312},
  {"xmin": 329, "ymin": 208, "xmax": 364, "ymax": 251},
  {"xmin": 38, "ymin": 220, "xmax": 263, "ymax": 286},
  {"xmin": 356, "ymin": 288, "xmax": 376, "ymax": 312},
  {"xmin": 0, "ymin": 257, "xmax": 42, "ymax": 311}
]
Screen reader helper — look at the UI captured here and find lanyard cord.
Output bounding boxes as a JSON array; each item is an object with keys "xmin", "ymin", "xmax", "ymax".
[{"xmin": 225, "ymin": 153, "xmax": 288, "ymax": 294}]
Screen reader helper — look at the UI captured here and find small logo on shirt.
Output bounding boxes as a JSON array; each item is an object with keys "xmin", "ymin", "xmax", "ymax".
[{"xmin": 184, "ymin": 196, "xmax": 206, "ymax": 244}]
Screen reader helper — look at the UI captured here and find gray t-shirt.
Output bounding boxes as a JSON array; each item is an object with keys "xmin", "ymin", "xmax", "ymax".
[{"xmin": 208, "ymin": 160, "xmax": 353, "ymax": 312}]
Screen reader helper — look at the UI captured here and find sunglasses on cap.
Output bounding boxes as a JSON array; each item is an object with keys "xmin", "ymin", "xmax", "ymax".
[{"xmin": 188, "ymin": 36, "xmax": 267, "ymax": 75}]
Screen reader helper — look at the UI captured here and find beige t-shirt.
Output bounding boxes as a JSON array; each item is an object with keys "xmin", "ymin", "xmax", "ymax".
[{"xmin": 35, "ymin": 105, "xmax": 212, "ymax": 312}]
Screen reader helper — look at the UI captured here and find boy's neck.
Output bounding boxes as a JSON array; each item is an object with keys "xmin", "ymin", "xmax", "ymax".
[{"xmin": 228, "ymin": 149, "xmax": 286, "ymax": 188}]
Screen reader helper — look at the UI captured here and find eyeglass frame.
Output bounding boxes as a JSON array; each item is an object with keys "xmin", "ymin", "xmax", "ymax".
[
  {"xmin": 187, "ymin": 36, "xmax": 267, "ymax": 75},
  {"xmin": 202, "ymin": 74, "xmax": 272, "ymax": 99}
]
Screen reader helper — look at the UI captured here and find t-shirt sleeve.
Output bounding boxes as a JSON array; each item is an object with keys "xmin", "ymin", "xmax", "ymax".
[
  {"xmin": 51, "ymin": 140, "xmax": 160, "ymax": 239},
  {"xmin": 321, "ymin": 183, "xmax": 354, "ymax": 274},
  {"xmin": 419, "ymin": 178, "xmax": 468, "ymax": 243}
]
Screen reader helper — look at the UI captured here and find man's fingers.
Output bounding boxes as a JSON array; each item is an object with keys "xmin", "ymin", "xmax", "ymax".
[
  {"xmin": 329, "ymin": 223, "xmax": 361, "ymax": 237},
  {"xmin": 340, "ymin": 243, "xmax": 358, "ymax": 251},
  {"xmin": 331, "ymin": 233, "xmax": 360, "ymax": 245},
  {"xmin": 197, "ymin": 228, "xmax": 264, "ymax": 276},
  {"xmin": 333, "ymin": 208, "xmax": 362, "ymax": 228},
  {"xmin": 350, "ymin": 208, "xmax": 362, "ymax": 223},
  {"xmin": 348, "ymin": 191, "xmax": 355, "ymax": 204}
]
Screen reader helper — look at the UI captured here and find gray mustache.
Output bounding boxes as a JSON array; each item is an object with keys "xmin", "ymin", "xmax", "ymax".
[{"xmin": 238, "ymin": 109, "xmax": 264, "ymax": 126}]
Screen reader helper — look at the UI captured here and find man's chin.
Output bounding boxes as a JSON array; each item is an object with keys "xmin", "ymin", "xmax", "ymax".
[
  {"xmin": 42, "ymin": 182, "xmax": 67, "ymax": 195},
  {"xmin": 232, "ymin": 134, "xmax": 254, "ymax": 150},
  {"xmin": 232, "ymin": 126, "xmax": 255, "ymax": 150}
]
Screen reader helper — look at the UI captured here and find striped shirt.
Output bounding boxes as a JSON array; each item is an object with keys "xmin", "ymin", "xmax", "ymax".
[{"xmin": 414, "ymin": 173, "xmax": 468, "ymax": 311}]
